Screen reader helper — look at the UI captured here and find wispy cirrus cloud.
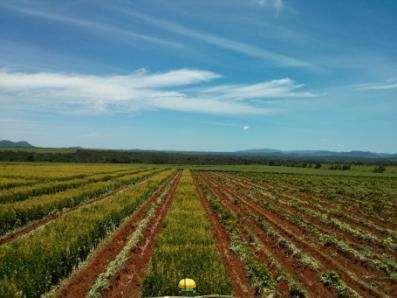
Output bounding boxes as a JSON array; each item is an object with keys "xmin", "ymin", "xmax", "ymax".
[
  {"xmin": 201, "ymin": 78, "xmax": 318, "ymax": 100},
  {"xmin": 355, "ymin": 79, "xmax": 397, "ymax": 91},
  {"xmin": 0, "ymin": 4, "xmax": 183, "ymax": 50},
  {"xmin": 0, "ymin": 69, "xmax": 317, "ymax": 116},
  {"xmin": 119, "ymin": 9, "xmax": 313, "ymax": 68}
]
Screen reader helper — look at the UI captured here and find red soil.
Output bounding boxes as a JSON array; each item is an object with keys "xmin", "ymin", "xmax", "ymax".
[
  {"xmin": 192, "ymin": 173, "xmax": 255, "ymax": 297},
  {"xmin": 215, "ymin": 173, "xmax": 396, "ymax": 259},
  {"xmin": 200, "ymin": 173, "xmax": 332, "ymax": 298},
  {"xmin": 101, "ymin": 171, "xmax": 182, "ymax": 298},
  {"xmin": 55, "ymin": 171, "xmax": 180, "ymax": 298},
  {"xmin": 236, "ymin": 173, "xmax": 396, "ymax": 231},
  {"xmin": 202, "ymin": 172, "xmax": 387, "ymax": 297},
  {"xmin": 215, "ymin": 173, "xmax": 396, "ymax": 294}
]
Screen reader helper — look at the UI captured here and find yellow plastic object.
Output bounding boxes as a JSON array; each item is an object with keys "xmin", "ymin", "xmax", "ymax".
[{"xmin": 178, "ymin": 278, "xmax": 196, "ymax": 291}]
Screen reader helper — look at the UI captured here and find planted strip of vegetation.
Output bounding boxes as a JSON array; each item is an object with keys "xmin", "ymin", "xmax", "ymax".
[
  {"xmin": 142, "ymin": 171, "xmax": 231, "ymax": 297},
  {"xmin": 201, "ymin": 173, "xmax": 382, "ymax": 296},
  {"xmin": 193, "ymin": 173, "xmax": 278, "ymax": 297},
  {"xmin": 0, "ymin": 170, "xmax": 174, "ymax": 297},
  {"xmin": 0, "ymin": 168, "xmax": 148, "ymax": 204},
  {"xmin": 236, "ymin": 171, "xmax": 396, "ymax": 224},
  {"xmin": 0, "ymin": 169, "xmax": 161, "ymax": 236},
  {"xmin": 0, "ymin": 167, "xmax": 136, "ymax": 191},
  {"xmin": 0, "ymin": 178, "xmax": 40, "ymax": 190},
  {"xmin": 222, "ymin": 171, "xmax": 397, "ymax": 241},
  {"xmin": 88, "ymin": 173, "xmax": 179, "ymax": 297},
  {"xmin": 212, "ymin": 172, "xmax": 397, "ymax": 276}
]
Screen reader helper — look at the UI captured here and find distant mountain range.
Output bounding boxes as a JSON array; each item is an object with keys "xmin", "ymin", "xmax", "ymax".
[
  {"xmin": 236, "ymin": 148, "xmax": 397, "ymax": 159},
  {"xmin": 0, "ymin": 140, "xmax": 34, "ymax": 148},
  {"xmin": 0, "ymin": 140, "xmax": 395, "ymax": 159}
]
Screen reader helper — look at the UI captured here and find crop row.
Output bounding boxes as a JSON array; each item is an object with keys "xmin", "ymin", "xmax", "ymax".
[
  {"xmin": 213, "ymin": 172, "xmax": 396, "ymax": 261},
  {"xmin": 234, "ymin": 171, "xmax": 396, "ymax": 220},
  {"xmin": 0, "ymin": 169, "xmax": 174, "ymax": 297},
  {"xmin": 197, "ymin": 173, "xmax": 321, "ymax": 296},
  {"xmin": 0, "ymin": 177, "xmax": 40, "ymax": 191},
  {"xmin": 203, "ymin": 172, "xmax": 393, "ymax": 297},
  {"xmin": 223, "ymin": 171, "xmax": 397, "ymax": 237},
  {"xmin": 0, "ymin": 166, "xmax": 137, "ymax": 191},
  {"xmin": 88, "ymin": 171, "xmax": 181, "ymax": 297},
  {"xmin": 141, "ymin": 170, "xmax": 231, "ymax": 297},
  {"xmin": 0, "ymin": 168, "xmax": 162, "ymax": 237},
  {"xmin": 0, "ymin": 167, "xmax": 149, "ymax": 204},
  {"xmin": 192, "ymin": 173, "xmax": 278, "ymax": 297},
  {"xmin": 0, "ymin": 163, "xmax": 136, "ymax": 180},
  {"xmin": 199, "ymin": 172, "xmax": 383, "ymax": 297}
]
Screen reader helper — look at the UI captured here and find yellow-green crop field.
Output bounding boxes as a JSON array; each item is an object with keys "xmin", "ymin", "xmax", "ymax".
[{"xmin": 0, "ymin": 163, "xmax": 395, "ymax": 297}]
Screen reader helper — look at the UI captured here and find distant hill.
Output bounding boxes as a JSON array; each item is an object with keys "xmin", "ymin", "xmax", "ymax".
[
  {"xmin": 237, "ymin": 148, "xmax": 397, "ymax": 159},
  {"xmin": 0, "ymin": 140, "xmax": 34, "ymax": 148}
]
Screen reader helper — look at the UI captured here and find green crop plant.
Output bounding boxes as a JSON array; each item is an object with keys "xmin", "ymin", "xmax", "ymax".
[
  {"xmin": 142, "ymin": 171, "xmax": 231, "ymax": 297},
  {"xmin": 88, "ymin": 174, "xmax": 177, "ymax": 297},
  {"xmin": 216, "ymin": 172, "xmax": 397, "ymax": 278},
  {"xmin": 320, "ymin": 271, "xmax": 358, "ymax": 297},
  {"xmin": 0, "ymin": 168, "xmax": 149, "ymax": 204},
  {"xmin": 0, "ymin": 170, "xmax": 174, "ymax": 297},
  {"xmin": 194, "ymin": 173, "xmax": 277, "ymax": 297},
  {"xmin": 0, "ymin": 168, "xmax": 160, "ymax": 236}
]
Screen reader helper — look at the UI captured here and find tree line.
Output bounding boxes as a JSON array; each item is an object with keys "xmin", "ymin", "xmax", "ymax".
[{"xmin": 0, "ymin": 149, "xmax": 395, "ymax": 167}]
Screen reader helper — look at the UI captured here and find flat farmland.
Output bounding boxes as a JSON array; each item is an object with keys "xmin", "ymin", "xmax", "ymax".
[{"xmin": 0, "ymin": 163, "xmax": 396, "ymax": 297}]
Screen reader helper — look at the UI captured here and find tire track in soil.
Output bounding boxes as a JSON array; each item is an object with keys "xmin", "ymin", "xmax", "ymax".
[
  {"xmin": 192, "ymin": 173, "xmax": 255, "ymax": 298},
  {"xmin": 202, "ymin": 172, "xmax": 387, "ymax": 297},
  {"xmin": 200, "ymin": 173, "xmax": 331, "ymax": 298},
  {"xmin": 55, "ymin": 171, "xmax": 180, "ymax": 298},
  {"xmin": 0, "ymin": 171, "xmax": 157, "ymax": 246},
  {"xmin": 101, "ymin": 171, "xmax": 182, "ymax": 298}
]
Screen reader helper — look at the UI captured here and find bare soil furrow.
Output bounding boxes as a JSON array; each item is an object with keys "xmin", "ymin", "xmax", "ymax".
[
  {"xmin": 211, "ymin": 172, "xmax": 397, "ymax": 262},
  {"xmin": 192, "ymin": 174, "xmax": 255, "ymax": 297},
  {"xmin": 101, "ymin": 171, "xmax": 182, "ymax": 298},
  {"xmin": 202, "ymin": 172, "xmax": 387, "ymax": 297},
  {"xmin": 236, "ymin": 173, "xmax": 396, "ymax": 230},
  {"xmin": 200, "ymin": 174, "xmax": 333, "ymax": 297},
  {"xmin": 55, "ymin": 171, "xmax": 180, "ymax": 298},
  {"xmin": 221, "ymin": 172, "xmax": 395, "ymax": 239}
]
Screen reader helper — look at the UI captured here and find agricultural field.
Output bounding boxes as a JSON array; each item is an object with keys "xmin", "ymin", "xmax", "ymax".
[{"xmin": 0, "ymin": 163, "xmax": 396, "ymax": 297}]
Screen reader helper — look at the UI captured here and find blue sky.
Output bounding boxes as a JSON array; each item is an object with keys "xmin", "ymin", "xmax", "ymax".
[{"xmin": 0, "ymin": 0, "xmax": 396, "ymax": 152}]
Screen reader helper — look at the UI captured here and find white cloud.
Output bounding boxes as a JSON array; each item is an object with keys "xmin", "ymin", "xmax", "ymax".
[
  {"xmin": 243, "ymin": 125, "xmax": 250, "ymax": 130},
  {"xmin": 355, "ymin": 80, "xmax": 397, "ymax": 91},
  {"xmin": 0, "ymin": 69, "xmax": 316, "ymax": 116},
  {"xmin": 202, "ymin": 78, "xmax": 318, "ymax": 100},
  {"xmin": 119, "ymin": 9, "xmax": 312, "ymax": 68}
]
